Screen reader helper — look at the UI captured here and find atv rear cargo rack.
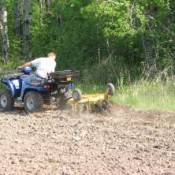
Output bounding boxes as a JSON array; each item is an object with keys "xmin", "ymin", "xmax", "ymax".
[{"xmin": 50, "ymin": 70, "xmax": 80, "ymax": 82}]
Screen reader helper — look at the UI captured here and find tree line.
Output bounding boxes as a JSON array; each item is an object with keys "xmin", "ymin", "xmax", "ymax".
[{"xmin": 0, "ymin": 0, "xmax": 175, "ymax": 83}]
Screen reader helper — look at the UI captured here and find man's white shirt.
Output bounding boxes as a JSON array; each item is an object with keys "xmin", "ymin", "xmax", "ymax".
[{"xmin": 31, "ymin": 57, "xmax": 56, "ymax": 78}]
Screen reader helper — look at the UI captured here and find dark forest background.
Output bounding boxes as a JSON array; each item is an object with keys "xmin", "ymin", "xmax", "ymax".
[{"xmin": 1, "ymin": 0, "xmax": 175, "ymax": 84}]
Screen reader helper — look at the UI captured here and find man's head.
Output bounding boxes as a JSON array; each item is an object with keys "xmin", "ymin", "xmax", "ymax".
[{"xmin": 47, "ymin": 52, "xmax": 56, "ymax": 59}]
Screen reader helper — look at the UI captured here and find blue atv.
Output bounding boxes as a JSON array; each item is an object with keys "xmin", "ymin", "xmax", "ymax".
[{"xmin": 0, "ymin": 67, "xmax": 79, "ymax": 112}]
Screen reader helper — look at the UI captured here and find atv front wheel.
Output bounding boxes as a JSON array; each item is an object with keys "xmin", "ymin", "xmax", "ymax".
[
  {"xmin": 0, "ymin": 89, "xmax": 14, "ymax": 111},
  {"xmin": 24, "ymin": 91, "xmax": 43, "ymax": 113}
]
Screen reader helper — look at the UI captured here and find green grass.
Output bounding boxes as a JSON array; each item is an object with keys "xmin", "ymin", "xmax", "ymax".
[{"xmin": 113, "ymin": 80, "xmax": 175, "ymax": 112}]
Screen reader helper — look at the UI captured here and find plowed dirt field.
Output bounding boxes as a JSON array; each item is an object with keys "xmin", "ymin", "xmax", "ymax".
[{"xmin": 0, "ymin": 105, "xmax": 175, "ymax": 175}]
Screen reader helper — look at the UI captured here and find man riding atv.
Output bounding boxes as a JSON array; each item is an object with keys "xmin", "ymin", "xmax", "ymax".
[
  {"xmin": 0, "ymin": 52, "xmax": 114, "ymax": 113},
  {"xmin": 17, "ymin": 52, "xmax": 57, "ymax": 100}
]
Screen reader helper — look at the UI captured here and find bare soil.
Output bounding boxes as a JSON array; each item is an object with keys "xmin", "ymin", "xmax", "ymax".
[{"xmin": 0, "ymin": 104, "xmax": 175, "ymax": 175}]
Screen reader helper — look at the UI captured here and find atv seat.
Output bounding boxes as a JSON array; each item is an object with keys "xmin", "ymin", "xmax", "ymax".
[{"xmin": 30, "ymin": 78, "xmax": 46, "ymax": 86}]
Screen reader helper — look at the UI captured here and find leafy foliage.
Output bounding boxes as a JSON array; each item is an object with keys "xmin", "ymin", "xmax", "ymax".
[{"xmin": 0, "ymin": 0, "xmax": 175, "ymax": 83}]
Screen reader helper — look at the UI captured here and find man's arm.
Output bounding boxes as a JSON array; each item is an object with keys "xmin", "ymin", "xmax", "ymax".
[{"xmin": 18, "ymin": 61, "xmax": 32, "ymax": 70}]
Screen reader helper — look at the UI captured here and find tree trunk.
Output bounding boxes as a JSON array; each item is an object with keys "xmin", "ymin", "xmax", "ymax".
[
  {"xmin": 14, "ymin": 0, "xmax": 21, "ymax": 36},
  {"xmin": 141, "ymin": 34, "xmax": 157, "ymax": 77},
  {"xmin": 45, "ymin": 0, "xmax": 51, "ymax": 14},
  {"xmin": 0, "ymin": 4, "xmax": 9, "ymax": 62},
  {"xmin": 22, "ymin": 0, "xmax": 32, "ymax": 59},
  {"xmin": 39, "ymin": 0, "xmax": 44, "ymax": 23}
]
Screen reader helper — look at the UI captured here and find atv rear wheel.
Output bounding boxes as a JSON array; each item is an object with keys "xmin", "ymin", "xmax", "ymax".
[
  {"xmin": 0, "ymin": 89, "xmax": 14, "ymax": 111},
  {"xmin": 24, "ymin": 91, "xmax": 43, "ymax": 113}
]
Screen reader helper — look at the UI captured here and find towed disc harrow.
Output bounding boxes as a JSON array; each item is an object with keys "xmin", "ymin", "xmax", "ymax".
[{"xmin": 65, "ymin": 83, "xmax": 115, "ymax": 114}]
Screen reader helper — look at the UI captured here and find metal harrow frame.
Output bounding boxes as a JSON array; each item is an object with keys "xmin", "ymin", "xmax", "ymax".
[{"xmin": 67, "ymin": 83, "xmax": 115, "ymax": 114}]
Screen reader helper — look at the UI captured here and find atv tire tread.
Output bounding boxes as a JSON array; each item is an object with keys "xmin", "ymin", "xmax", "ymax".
[
  {"xmin": 24, "ymin": 91, "xmax": 43, "ymax": 113},
  {"xmin": 0, "ymin": 89, "xmax": 14, "ymax": 111}
]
